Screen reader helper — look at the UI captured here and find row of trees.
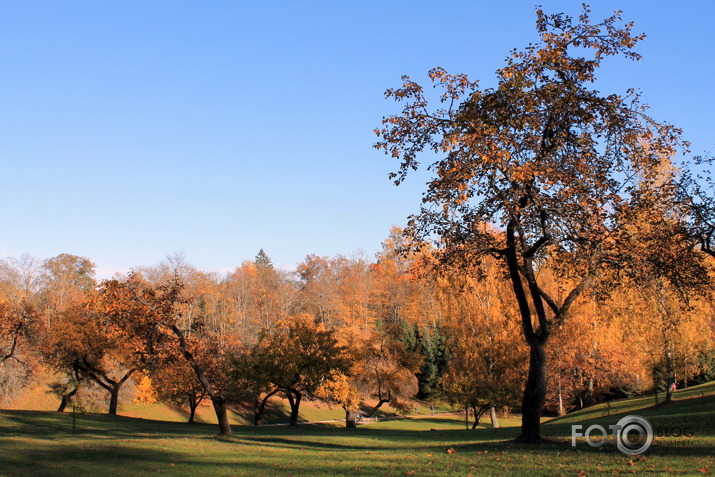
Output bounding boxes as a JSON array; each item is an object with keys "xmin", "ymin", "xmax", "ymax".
[{"xmin": 1, "ymin": 229, "xmax": 713, "ymax": 435}]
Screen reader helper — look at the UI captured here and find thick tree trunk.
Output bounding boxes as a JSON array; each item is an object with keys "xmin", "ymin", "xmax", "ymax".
[
  {"xmin": 517, "ymin": 341, "xmax": 547, "ymax": 442},
  {"xmin": 286, "ymin": 391, "xmax": 302, "ymax": 426},
  {"xmin": 489, "ymin": 406, "xmax": 500, "ymax": 429},
  {"xmin": 108, "ymin": 387, "xmax": 120, "ymax": 415},
  {"xmin": 211, "ymin": 397, "xmax": 231, "ymax": 435},
  {"xmin": 471, "ymin": 405, "xmax": 479, "ymax": 429},
  {"xmin": 345, "ymin": 409, "xmax": 359, "ymax": 428}
]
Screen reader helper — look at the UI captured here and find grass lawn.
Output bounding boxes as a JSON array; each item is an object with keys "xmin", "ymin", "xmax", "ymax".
[{"xmin": 1, "ymin": 382, "xmax": 713, "ymax": 476}]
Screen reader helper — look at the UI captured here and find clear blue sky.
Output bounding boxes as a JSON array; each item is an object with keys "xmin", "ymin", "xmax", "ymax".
[{"xmin": 1, "ymin": 1, "xmax": 713, "ymax": 277}]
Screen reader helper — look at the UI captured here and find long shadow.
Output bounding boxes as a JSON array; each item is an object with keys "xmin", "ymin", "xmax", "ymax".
[
  {"xmin": 3, "ymin": 408, "xmax": 713, "ymax": 463},
  {"xmin": 0, "ymin": 410, "xmax": 216, "ymax": 439},
  {"xmin": 0, "ymin": 440, "xmax": 183, "ymax": 476}
]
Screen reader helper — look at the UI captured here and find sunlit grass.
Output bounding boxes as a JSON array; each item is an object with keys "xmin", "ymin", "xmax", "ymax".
[{"xmin": 0, "ymin": 382, "xmax": 713, "ymax": 476}]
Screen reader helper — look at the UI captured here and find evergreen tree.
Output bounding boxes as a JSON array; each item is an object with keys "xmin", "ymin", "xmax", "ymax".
[{"xmin": 254, "ymin": 249, "xmax": 273, "ymax": 270}]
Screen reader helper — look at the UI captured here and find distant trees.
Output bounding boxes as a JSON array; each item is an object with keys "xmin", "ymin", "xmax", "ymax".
[{"xmin": 437, "ymin": 258, "xmax": 525, "ymax": 427}]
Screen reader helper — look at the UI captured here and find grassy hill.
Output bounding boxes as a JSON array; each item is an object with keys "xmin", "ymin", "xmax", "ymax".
[
  {"xmin": 5, "ymin": 369, "xmax": 452, "ymax": 425},
  {"xmin": 1, "ymin": 382, "xmax": 713, "ymax": 476}
]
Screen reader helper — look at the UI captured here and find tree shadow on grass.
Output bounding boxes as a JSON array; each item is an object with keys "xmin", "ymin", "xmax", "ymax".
[
  {"xmin": 0, "ymin": 440, "xmax": 184, "ymax": 476},
  {"xmin": 0, "ymin": 409, "xmax": 216, "ymax": 439}
]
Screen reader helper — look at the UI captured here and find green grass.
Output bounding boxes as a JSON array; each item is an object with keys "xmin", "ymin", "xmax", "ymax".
[{"xmin": 1, "ymin": 383, "xmax": 714, "ymax": 476}]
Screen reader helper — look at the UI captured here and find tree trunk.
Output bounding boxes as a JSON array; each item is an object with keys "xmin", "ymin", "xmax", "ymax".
[
  {"xmin": 83, "ymin": 367, "xmax": 134, "ymax": 416},
  {"xmin": 665, "ymin": 377, "xmax": 675, "ymax": 402},
  {"xmin": 254, "ymin": 396, "xmax": 263, "ymax": 426},
  {"xmin": 517, "ymin": 341, "xmax": 547, "ymax": 442},
  {"xmin": 664, "ymin": 349, "xmax": 676, "ymax": 403},
  {"xmin": 557, "ymin": 376, "xmax": 565, "ymax": 416},
  {"xmin": 254, "ymin": 389, "xmax": 279, "ymax": 426},
  {"xmin": 286, "ymin": 391, "xmax": 302, "ymax": 426},
  {"xmin": 188, "ymin": 396, "xmax": 198, "ymax": 423},
  {"xmin": 489, "ymin": 406, "xmax": 500, "ymax": 429},
  {"xmin": 471, "ymin": 405, "xmax": 479, "ymax": 429},
  {"xmin": 211, "ymin": 397, "xmax": 231, "ymax": 435},
  {"xmin": 345, "ymin": 409, "xmax": 358, "ymax": 428},
  {"xmin": 583, "ymin": 377, "xmax": 594, "ymax": 407},
  {"xmin": 109, "ymin": 387, "xmax": 120, "ymax": 415},
  {"xmin": 57, "ymin": 384, "xmax": 80, "ymax": 413}
]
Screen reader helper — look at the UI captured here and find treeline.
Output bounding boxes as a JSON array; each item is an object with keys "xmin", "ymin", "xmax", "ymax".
[{"xmin": 1, "ymin": 227, "xmax": 713, "ymax": 434}]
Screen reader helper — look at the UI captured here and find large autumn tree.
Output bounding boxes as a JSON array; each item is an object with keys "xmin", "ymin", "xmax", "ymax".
[{"xmin": 375, "ymin": 6, "xmax": 691, "ymax": 441}]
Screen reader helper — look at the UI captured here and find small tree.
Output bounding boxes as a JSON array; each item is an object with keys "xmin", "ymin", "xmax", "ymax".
[
  {"xmin": 249, "ymin": 314, "xmax": 351, "ymax": 425},
  {"xmin": 315, "ymin": 371, "xmax": 362, "ymax": 428}
]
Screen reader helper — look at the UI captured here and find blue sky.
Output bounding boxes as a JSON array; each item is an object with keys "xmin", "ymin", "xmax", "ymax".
[{"xmin": 1, "ymin": 1, "xmax": 713, "ymax": 277}]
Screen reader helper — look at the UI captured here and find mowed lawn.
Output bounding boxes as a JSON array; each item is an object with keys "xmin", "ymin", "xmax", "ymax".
[{"xmin": 1, "ymin": 383, "xmax": 714, "ymax": 476}]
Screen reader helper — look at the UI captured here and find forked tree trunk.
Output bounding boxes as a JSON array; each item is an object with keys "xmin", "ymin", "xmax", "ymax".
[
  {"xmin": 82, "ymin": 366, "xmax": 135, "ymax": 416},
  {"xmin": 188, "ymin": 395, "xmax": 200, "ymax": 423},
  {"xmin": 286, "ymin": 391, "xmax": 302, "ymax": 426}
]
